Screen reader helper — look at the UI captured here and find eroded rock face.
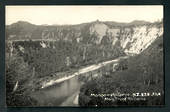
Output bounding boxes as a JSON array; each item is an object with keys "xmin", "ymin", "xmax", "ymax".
[
  {"xmin": 6, "ymin": 21, "xmax": 163, "ymax": 55},
  {"xmin": 89, "ymin": 23, "xmax": 108, "ymax": 44},
  {"xmin": 89, "ymin": 22, "xmax": 163, "ymax": 55},
  {"xmin": 123, "ymin": 25, "xmax": 163, "ymax": 54}
]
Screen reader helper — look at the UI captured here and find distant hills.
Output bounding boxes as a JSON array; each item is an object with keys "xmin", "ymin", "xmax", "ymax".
[
  {"xmin": 6, "ymin": 20, "xmax": 163, "ymax": 54},
  {"xmin": 5, "ymin": 20, "xmax": 152, "ymax": 41}
]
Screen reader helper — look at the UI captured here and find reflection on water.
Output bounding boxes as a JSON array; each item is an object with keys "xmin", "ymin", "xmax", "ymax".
[
  {"xmin": 31, "ymin": 76, "xmax": 81, "ymax": 106},
  {"xmin": 31, "ymin": 56, "xmax": 128, "ymax": 106}
]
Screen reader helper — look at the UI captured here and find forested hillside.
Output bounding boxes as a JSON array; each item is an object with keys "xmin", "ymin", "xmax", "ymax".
[
  {"xmin": 79, "ymin": 36, "xmax": 163, "ymax": 106},
  {"xmin": 6, "ymin": 20, "xmax": 163, "ymax": 55},
  {"xmin": 6, "ymin": 20, "xmax": 163, "ymax": 106}
]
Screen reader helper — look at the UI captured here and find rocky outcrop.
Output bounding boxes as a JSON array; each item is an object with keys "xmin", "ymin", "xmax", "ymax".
[
  {"xmin": 121, "ymin": 24, "xmax": 163, "ymax": 54},
  {"xmin": 88, "ymin": 22, "xmax": 163, "ymax": 54},
  {"xmin": 6, "ymin": 20, "xmax": 163, "ymax": 55}
]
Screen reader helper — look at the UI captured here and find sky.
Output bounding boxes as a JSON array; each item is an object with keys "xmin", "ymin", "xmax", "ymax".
[{"xmin": 6, "ymin": 5, "xmax": 163, "ymax": 25}]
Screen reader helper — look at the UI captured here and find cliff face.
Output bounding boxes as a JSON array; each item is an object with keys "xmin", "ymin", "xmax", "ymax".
[
  {"xmin": 88, "ymin": 22, "xmax": 163, "ymax": 54},
  {"xmin": 121, "ymin": 24, "xmax": 163, "ymax": 54},
  {"xmin": 6, "ymin": 20, "xmax": 163, "ymax": 55}
]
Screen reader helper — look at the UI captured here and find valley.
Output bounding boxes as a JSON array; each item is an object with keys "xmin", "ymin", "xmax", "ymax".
[{"xmin": 5, "ymin": 20, "xmax": 164, "ymax": 106}]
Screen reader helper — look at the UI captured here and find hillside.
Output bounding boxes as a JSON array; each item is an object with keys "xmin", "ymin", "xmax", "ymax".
[
  {"xmin": 79, "ymin": 36, "xmax": 163, "ymax": 106},
  {"xmin": 6, "ymin": 20, "xmax": 163, "ymax": 106},
  {"xmin": 6, "ymin": 20, "xmax": 163, "ymax": 54}
]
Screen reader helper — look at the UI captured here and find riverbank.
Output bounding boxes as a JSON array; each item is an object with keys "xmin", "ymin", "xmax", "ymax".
[
  {"xmin": 60, "ymin": 91, "xmax": 80, "ymax": 106},
  {"xmin": 40, "ymin": 56, "xmax": 129, "ymax": 89}
]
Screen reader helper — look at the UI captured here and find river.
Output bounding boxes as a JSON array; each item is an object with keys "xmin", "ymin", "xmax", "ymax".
[{"xmin": 31, "ymin": 56, "xmax": 129, "ymax": 106}]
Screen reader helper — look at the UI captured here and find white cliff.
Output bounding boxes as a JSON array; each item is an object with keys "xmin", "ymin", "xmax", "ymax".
[{"xmin": 89, "ymin": 22, "xmax": 163, "ymax": 55}]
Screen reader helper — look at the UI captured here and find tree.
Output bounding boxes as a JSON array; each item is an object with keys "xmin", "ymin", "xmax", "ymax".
[{"xmin": 6, "ymin": 51, "xmax": 37, "ymax": 106}]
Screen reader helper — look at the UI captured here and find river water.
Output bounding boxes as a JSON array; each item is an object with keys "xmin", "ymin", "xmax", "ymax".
[
  {"xmin": 31, "ymin": 56, "xmax": 128, "ymax": 106},
  {"xmin": 31, "ymin": 75, "xmax": 82, "ymax": 106}
]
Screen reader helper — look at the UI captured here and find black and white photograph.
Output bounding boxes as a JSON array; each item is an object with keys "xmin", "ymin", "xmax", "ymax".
[{"xmin": 5, "ymin": 5, "xmax": 164, "ymax": 107}]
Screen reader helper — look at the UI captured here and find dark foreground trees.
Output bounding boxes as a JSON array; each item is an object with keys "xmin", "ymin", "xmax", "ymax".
[
  {"xmin": 79, "ymin": 37, "xmax": 164, "ymax": 106},
  {"xmin": 6, "ymin": 52, "xmax": 38, "ymax": 106}
]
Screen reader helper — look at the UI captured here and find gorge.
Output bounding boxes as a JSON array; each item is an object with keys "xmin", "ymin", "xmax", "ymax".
[{"xmin": 6, "ymin": 20, "xmax": 163, "ymax": 106}]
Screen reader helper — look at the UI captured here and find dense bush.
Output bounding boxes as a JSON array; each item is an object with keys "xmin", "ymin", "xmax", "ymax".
[
  {"xmin": 9, "ymin": 39, "xmax": 125, "ymax": 78},
  {"xmin": 6, "ymin": 52, "xmax": 38, "ymax": 106},
  {"xmin": 79, "ymin": 37, "xmax": 164, "ymax": 106},
  {"xmin": 6, "ymin": 38, "xmax": 125, "ymax": 106}
]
